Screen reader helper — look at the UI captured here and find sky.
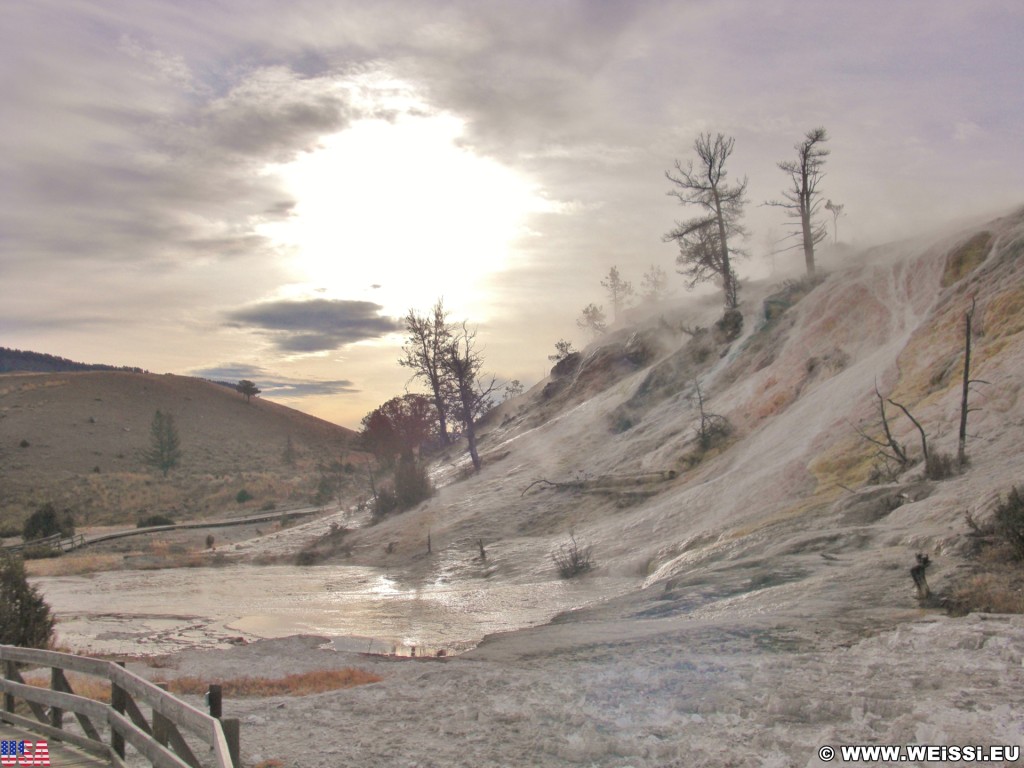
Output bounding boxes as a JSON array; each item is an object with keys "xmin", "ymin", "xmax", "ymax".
[{"xmin": 3, "ymin": 0, "xmax": 1022, "ymax": 428}]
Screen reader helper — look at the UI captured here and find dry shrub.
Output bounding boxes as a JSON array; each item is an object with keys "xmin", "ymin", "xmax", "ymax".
[
  {"xmin": 948, "ymin": 489, "xmax": 1024, "ymax": 616},
  {"xmin": 164, "ymin": 668, "xmax": 382, "ymax": 698},
  {"xmin": 552, "ymin": 533, "xmax": 593, "ymax": 579},
  {"xmin": 138, "ymin": 654, "xmax": 178, "ymax": 669},
  {"xmin": 23, "ymin": 670, "xmax": 112, "ymax": 703},
  {"xmin": 993, "ymin": 486, "xmax": 1024, "ymax": 559},
  {"xmin": 948, "ymin": 573, "xmax": 1024, "ymax": 617},
  {"xmin": 925, "ymin": 451, "xmax": 956, "ymax": 481}
]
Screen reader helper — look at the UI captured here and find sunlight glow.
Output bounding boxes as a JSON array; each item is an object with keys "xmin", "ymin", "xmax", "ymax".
[{"xmin": 260, "ymin": 77, "xmax": 556, "ymax": 324}]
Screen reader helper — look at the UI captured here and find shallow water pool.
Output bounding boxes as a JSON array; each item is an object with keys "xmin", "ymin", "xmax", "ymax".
[{"xmin": 36, "ymin": 564, "xmax": 634, "ymax": 657}]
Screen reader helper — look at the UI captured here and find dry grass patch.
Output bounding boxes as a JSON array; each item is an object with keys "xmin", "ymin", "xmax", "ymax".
[
  {"xmin": 163, "ymin": 668, "xmax": 382, "ymax": 698},
  {"xmin": 809, "ymin": 435, "xmax": 877, "ymax": 491},
  {"xmin": 24, "ymin": 552, "xmax": 124, "ymax": 576},
  {"xmin": 22, "ymin": 670, "xmax": 112, "ymax": 703},
  {"xmin": 949, "ymin": 493, "xmax": 1024, "ymax": 616},
  {"xmin": 948, "ymin": 572, "xmax": 1024, "ymax": 616},
  {"xmin": 941, "ymin": 231, "xmax": 992, "ymax": 287}
]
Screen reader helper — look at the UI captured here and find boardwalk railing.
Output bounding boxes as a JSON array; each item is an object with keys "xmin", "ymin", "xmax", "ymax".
[
  {"xmin": 0, "ymin": 646, "xmax": 236, "ymax": 768},
  {"xmin": 3, "ymin": 533, "xmax": 86, "ymax": 555}
]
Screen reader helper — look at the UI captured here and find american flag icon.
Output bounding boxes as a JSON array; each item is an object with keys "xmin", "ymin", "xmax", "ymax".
[{"xmin": 0, "ymin": 740, "xmax": 49, "ymax": 767}]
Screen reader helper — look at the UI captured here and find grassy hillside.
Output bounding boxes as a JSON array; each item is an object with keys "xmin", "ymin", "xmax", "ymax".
[{"xmin": 0, "ymin": 372, "xmax": 364, "ymax": 529}]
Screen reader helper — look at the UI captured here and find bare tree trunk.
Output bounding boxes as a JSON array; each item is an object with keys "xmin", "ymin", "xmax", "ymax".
[
  {"xmin": 888, "ymin": 398, "xmax": 928, "ymax": 463},
  {"xmin": 801, "ymin": 201, "xmax": 815, "ymax": 277},
  {"xmin": 876, "ymin": 386, "xmax": 907, "ymax": 466},
  {"xmin": 958, "ymin": 299, "xmax": 976, "ymax": 469},
  {"xmin": 466, "ymin": 425, "xmax": 481, "ymax": 472},
  {"xmin": 712, "ymin": 187, "xmax": 735, "ymax": 307}
]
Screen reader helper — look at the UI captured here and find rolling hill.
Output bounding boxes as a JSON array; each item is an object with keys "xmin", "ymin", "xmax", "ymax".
[{"xmin": 0, "ymin": 371, "xmax": 361, "ymax": 528}]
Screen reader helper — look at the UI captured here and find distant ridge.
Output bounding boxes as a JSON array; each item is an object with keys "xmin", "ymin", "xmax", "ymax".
[
  {"xmin": 0, "ymin": 369, "xmax": 362, "ymax": 526},
  {"xmin": 0, "ymin": 347, "xmax": 146, "ymax": 374}
]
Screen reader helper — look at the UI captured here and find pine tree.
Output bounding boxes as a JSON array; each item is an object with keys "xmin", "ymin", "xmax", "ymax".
[
  {"xmin": 0, "ymin": 553, "xmax": 55, "ymax": 648},
  {"xmin": 145, "ymin": 410, "xmax": 182, "ymax": 477}
]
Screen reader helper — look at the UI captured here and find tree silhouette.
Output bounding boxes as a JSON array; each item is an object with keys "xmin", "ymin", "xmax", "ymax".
[
  {"xmin": 767, "ymin": 127, "xmax": 830, "ymax": 275},
  {"xmin": 825, "ymin": 199, "xmax": 845, "ymax": 244},
  {"xmin": 600, "ymin": 266, "xmax": 634, "ymax": 322},
  {"xmin": 441, "ymin": 322, "xmax": 499, "ymax": 473},
  {"xmin": 577, "ymin": 303, "xmax": 608, "ymax": 337},
  {"xmin": 548, "ymin": 339, "xmax": 577, "ymax": 362},
  {"xmin": 664, "ymin": 132, "xmax": 748, "ymax": 307},
  {"xmin": 145, "ymin": 410, "xmax": 181, "ymax": 477},
  {"xmin": 236, "ymin": 379, "xmax": 261, "ymax": 403},
  {"xmin": 641, "ymin": 264, "xmax": 669, "ymax": 302},
  {"xmin": 400, "ymin": 299, "xmax": 454, "ymax": 446}
]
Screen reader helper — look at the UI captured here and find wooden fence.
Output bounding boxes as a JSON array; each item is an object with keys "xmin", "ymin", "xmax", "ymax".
[
  {"xmin": 0, "ymin": 646, "xmax": 237, "ymax": 768},
  {"xmin": 3, "ymin": 533, "xmax": 86, "ymax": 555}
]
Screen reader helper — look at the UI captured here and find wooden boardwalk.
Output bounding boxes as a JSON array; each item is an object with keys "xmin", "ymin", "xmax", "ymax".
[
  {"xmin": 1, "ymin": 720, "xmax": 110, "ymax": 767},
  {"xmin": 2, "ymin": 645, "xmax": 237, "ymax": 768}
]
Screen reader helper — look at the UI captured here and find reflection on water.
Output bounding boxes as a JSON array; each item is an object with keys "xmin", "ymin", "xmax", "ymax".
[{"xmin": 36, "ymin": 564, "xmax": 633, "ymax": 657}]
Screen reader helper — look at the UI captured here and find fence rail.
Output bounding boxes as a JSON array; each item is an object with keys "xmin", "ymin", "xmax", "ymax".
[
  {"xmin": 0, "ymin": 646, "xmax": 237, "ymax": 768},
  {"xmin": 2, "ymin": 533, "xmax": 86, "ymax": 555}
]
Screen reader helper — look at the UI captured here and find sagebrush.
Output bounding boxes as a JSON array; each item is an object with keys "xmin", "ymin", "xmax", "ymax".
[
  {"xmin": 553, "ymin": 533, "xmax": 593, "ymax": 579},
  {"xmin": 994, "ymin": 486, "xmax": 1024, "ymax": 559}
]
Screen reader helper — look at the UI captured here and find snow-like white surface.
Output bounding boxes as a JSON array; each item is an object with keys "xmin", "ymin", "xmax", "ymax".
[{"xmin": 43, "ymin": 210, "xmax": 1024, "ymax": 766}]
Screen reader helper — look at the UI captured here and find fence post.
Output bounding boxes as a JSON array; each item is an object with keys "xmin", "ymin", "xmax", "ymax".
[
  {"xmin": 110, "ymin": 661, "xmax": 126, "ymax": 759},
  {"xmin": 222, "ymin": 718, "xmax": 241, "ymax": 768},
  {"xmin": 153, "ymin": 683, "xmax": 170, "ymax": 747},
  {"xmin": 49, "ymin": 667, "xmax": 66, "ymax": 728},
  {"xmin": 3, "ymin": 660, "xmax": 15, "ymax": 714},
  {"xmin": 206, "ymin": 684, "xmax": 221, "ymax": 718},
  {"xmin": 208, "ymin": 684, "xmax": 240, "ymax": 767}
]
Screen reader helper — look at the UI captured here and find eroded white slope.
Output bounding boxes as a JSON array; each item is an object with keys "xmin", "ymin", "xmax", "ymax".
[{"xmin": 298, "ymin": 210, "xmax": 1024, "ymax": 766}]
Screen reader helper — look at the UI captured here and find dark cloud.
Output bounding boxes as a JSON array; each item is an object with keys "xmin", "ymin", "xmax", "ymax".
[
  {"xmin": 198, "ymin": 65, "xmax": 355, "ymax": 160},
  {"xmin": 191, "ymin": 362, "xmax": 358, "ymax": 397},
  {"xmin": 225, "ymin": 299, "xmax": 402, "ymax": 352}
]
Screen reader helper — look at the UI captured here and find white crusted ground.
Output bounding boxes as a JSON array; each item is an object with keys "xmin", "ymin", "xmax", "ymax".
[{"xmin": 37, "ymin": 209, "xmax": 1024, "ymax": 766}]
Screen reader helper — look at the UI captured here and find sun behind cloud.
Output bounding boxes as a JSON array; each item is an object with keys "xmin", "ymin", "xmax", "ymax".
[{"xmin": 259, "ymin": 77, "xmax": 557, "ymax": 322}]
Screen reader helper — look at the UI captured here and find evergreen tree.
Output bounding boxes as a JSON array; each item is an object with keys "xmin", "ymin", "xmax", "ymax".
[
  {"xmin": 0, "ymin": 553, "xmax": 55, "ymax": 648},
  {"xmin": 145, "ymin": 410, "xmax": 181, "ymax": 477},
  {"xmin": 600, "ymin": 266, "xmax": 634, "ymax": 321},
  {"xmin": 236, "ymin": 379, "xmax": 261, "ymax": 403}
]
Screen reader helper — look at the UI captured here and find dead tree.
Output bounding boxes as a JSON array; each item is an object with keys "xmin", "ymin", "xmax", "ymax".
[
  {"xmin": 691, "ymin": 380, "xmax": 730, "ymax": 450},
  {"xmin": 520, "ymin": 476, "xmax": 587, "ymax": 497},
  {"xmin": 958, "ymin": 298, "xmax": 988, "ymax": 469},
  {"xmin": 887, "ymin": 397, "xmax": 929, "ymax": 465},
  {"xmin": 853, "ymin": 384, "xmax": 909, "ymax": 474},
  {"xmin": 766, "ymin": 127, "xmax": 830, "ymax": 276},
  {"xmin": 400, "ymin": 299, "xmax": 454, "ymax": 446},
  {"xmin": 441, "ymin": 322, "xmax": 499, "ymax": 473},
  {"xmin": 664, "ymin": 132, "xmax": 748, "ymax": 308}
]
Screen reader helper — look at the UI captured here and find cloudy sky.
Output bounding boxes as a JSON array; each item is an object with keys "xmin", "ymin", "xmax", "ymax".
[{"xmin": 3, "ymin": 1, "xmax": 1022, "ymax": 427}]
